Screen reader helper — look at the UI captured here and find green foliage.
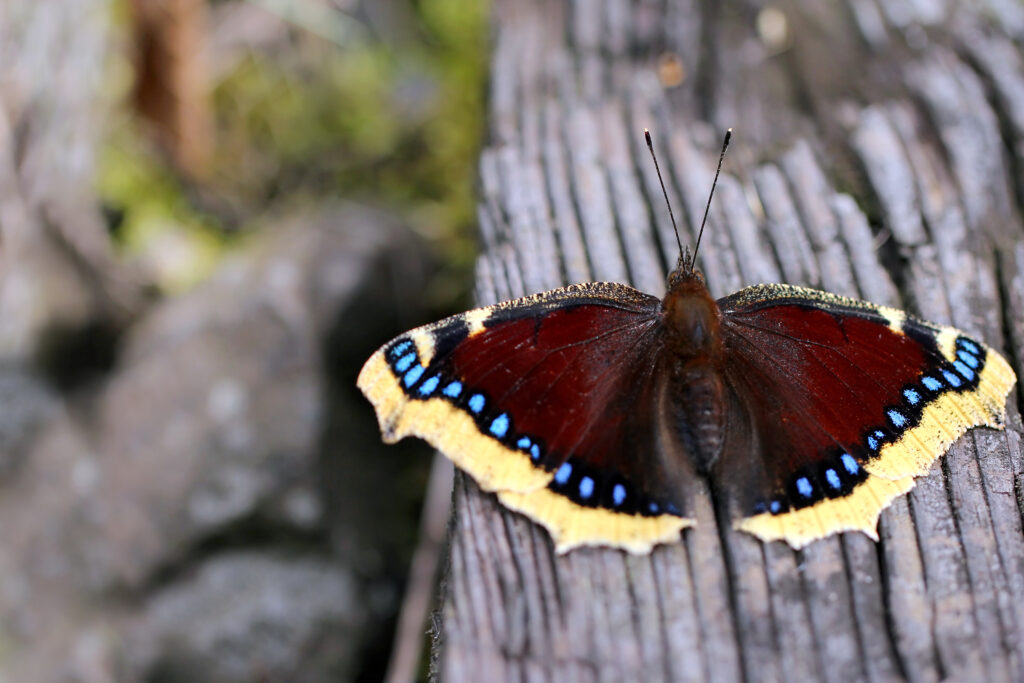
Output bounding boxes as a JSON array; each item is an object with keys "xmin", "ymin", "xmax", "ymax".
[
  {"xmin": 99, "ymin": 122, "xmax": 226, "ymax": 292},
  {"xmin": 100, "ymin": 0, "xmax": 488, "ymax": 296}
]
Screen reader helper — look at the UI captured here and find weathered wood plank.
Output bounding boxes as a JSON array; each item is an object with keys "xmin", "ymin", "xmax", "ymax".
[{"xmin": 437, "ymin": 1, "xmax": 1024, "ymax": 681}]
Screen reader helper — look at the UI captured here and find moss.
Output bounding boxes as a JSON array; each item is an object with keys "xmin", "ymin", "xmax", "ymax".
[{"xmin": 99, "ymin": 0, "xmax": 489, "ymax": 301}]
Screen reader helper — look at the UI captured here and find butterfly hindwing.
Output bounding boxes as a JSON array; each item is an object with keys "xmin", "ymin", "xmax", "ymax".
[
  {"xmin": 358, "ymin": 282, "xmax": 697, "ymax": 553},
  {"xmin": 715, "ymin": 284, "xmax": 1016, "ymax": 548}
]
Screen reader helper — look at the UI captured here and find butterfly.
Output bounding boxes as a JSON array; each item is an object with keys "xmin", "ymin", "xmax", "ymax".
[{"xmin": 357, "ymin": 130, "xmax": 1017, "ymax": 554}]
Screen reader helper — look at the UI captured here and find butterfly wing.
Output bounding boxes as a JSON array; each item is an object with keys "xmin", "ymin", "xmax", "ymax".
[
  {"xmin": 715, "ymin": 284, "xmax": 1016, "ymax": 548},
  {"xmin": 357, "ymin": 282, "xmax": 696, "ymax": 553}
]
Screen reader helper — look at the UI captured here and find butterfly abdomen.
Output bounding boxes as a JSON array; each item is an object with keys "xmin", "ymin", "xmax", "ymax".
[{"xmin": 671, "ymin": 363, "xmax": 727, "ymax": 473}]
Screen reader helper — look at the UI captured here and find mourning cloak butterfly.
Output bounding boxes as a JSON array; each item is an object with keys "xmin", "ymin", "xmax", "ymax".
[{"xmin": 358, "ymin": 130, "xmax": 1016, "ymax": 553}]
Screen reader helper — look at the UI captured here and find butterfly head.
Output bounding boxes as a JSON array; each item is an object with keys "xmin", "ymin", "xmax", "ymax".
[
  {"xmin": 662, "ymin": 265, "xmax": 722, "ymax": 358},
  {"xmin": 671, "ymin": 246, "xmax": 694, "ymax": 280}
]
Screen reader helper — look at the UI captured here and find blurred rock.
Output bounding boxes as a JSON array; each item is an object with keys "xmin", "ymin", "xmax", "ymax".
[
  {"xmin": 0, "ymin": 203, "xmax": 437, "ymax": 681},
  {"xmin": 75, "ymin": 202, "xmax": 424, "ymax": 590},
  {"xmin": 0, "ymin": 364, "xmax": 59, "ymax": 474},
  {"xmin": 124, "ymin": 553, "xmax": 366, "ymax": 682}
]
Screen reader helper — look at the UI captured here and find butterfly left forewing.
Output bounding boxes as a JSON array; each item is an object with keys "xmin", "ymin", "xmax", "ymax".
[
  {"xmin": 715, "ymin": 283, "xmax": 1016, "ymax": 548},
  {"xmin": 358, "ymin": 282, "xmax": 698, "ymax": 553},
  {"xmin": 359, "ymin": 302, "xmax": 552, "ymax": 495}
]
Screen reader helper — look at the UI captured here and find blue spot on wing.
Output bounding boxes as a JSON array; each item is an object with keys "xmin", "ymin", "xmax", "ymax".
[
  {"xmin": 517, "ymin": 436, "xmax": 531, "ymax": 449},
  {"xmin": 888, "ymin": 409, "xmax": 907, "ymax": 428},
  {"xmin": 442, "ymin": 381, "xmax": 463, "ymax": 398},
  {"xmin": 394, "ymin": 353, "xmax": 416, "ymax": 373},
  {"xmin": 489, "ymin": 414, "xmax": 510, "ymax": 438},
  {"xmin": 418, "ymin": 375, "xmax": 440, "ymax": 396},
  {"xmin": 769, "ymin": 500, "xmax": 782, "ymax": 514},
  {"xmin": 867, "ymin": 435, "xmax": 879, "ymax": 451},
  {"xmin": 960, "ymin": 339, "xmax": 980, "ymax": 355},
  {"xmin": 554, "ymin": 463, "xmax": 572, "ymax": 485},
  {"xmin": 612, "ymin": 484, "xmax": 626, "ymax": 506},
  {"xmin": 468, "ymin": 394, "xmax": 486, "ymax": 414},
  {"xmin": 942, "ymin": 369, "xmax": 962, "ymax": 388},
  {"xmin": 958, "ymin": 349, "xmax": 979, "ymax": 368},
  {"xmin": 840, "ymin": 453, "xmax": 859, "ymax": 475},
  {"xmin": 796, "ymin": 477, "xmax": 813, "ymax": 498},
  {"xmin": 387, "ymin": 339, "xmax": 411, "ymax": 360},
  {"xmin": 579, "ymin": 476, "xmax": 595, "ymax": 499},
  {"xmin": 390, "ymin": 340, "xmax": 413, "ymax": 358},
  {"xmin": 529, "ymin": 444, "xmax": 541, "ymax": 461},
  {"xmin": 403, "ymin": 365, "xmax": 424, "ymax": 387},
  {"xmin": 953, "ymin": 360, "xmax": 975, "ymax": 381},
  {"xmin": 922, "ymin": 375, "xmax": 942, "ymax": 391},
  {"xmin": 904, "ymin": 388, "xmax": 921, "ymax": 405},
  {"xmin": 825, "ymin": 469, "xmax": 841, "ymax": 489},
  {"xmin": 648, "ymin": 502, "xmax": 660, "ymax": 514}
]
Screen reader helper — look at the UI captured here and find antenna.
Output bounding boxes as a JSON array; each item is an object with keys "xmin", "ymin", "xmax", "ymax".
[
  {"xmin": 645, "ymin": 129, "xmax": 683, "ymax": 259},
  {"xmin": 691, "ymin": 128, "xmax": 731, "ymax": 272}
]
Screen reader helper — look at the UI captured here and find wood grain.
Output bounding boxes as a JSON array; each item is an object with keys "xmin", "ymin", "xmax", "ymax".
[{"xmin": 437, "ymin": 1, "xmax": 1024, "ymax": 681}]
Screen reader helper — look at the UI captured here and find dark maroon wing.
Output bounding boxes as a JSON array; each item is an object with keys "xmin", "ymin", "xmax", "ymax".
[
  {"xmin": 357, "ymin": 282, "xmax": 696, "ymax": 553},
  {"xmin": 714, "ymin": 284, "xmax": 1015, "ymax": 548}
]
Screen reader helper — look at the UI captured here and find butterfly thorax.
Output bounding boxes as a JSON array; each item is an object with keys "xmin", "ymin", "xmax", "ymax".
[
  {"xmin": 662, "ymin": 267, "xmax": 722, "ymax": 359},
  {"xmin": 662, "ymin": 268, "xmax": 727, "ymax": 472}
]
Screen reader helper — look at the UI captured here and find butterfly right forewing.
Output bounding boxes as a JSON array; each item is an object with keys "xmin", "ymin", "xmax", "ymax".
[{"xmin": 713, "ymin": 283, "xmax": 1015, "ymax": 548}]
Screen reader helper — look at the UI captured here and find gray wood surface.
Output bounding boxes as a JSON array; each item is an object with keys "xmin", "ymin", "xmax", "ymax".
[{"xmin": 436, "ymin": 1, "xmax": 1024, "ymax": 681}]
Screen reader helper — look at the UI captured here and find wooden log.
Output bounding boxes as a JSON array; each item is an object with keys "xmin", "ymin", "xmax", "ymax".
[{"xmin": 436, "ymin": 1, "xmax": 1024, "ymax": 681}]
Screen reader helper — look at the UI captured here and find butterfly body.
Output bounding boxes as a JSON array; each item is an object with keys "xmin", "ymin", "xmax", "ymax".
[
  {"xmin": 660, "ymin": 268, "xmax": 730, "ymax": 472},
  {"xmin": 358, "ymin": 259, "xmax": 1016, "ymax": 553}
]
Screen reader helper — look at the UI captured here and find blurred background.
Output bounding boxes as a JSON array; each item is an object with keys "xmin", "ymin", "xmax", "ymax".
[{"xmin": 0, "ymin": 0, "xmax": 486, "ymax": 680}]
